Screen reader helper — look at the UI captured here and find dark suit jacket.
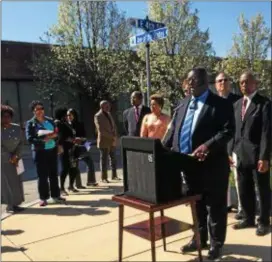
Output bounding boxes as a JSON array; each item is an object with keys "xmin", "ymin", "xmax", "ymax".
[
  {"xmin": 227, "ymin": 93, "xmax": 241, "ymax": 104},
  {"xmin": 123, "ymin": 105, "xmax": 151, "ymax": 136},
  {"xmin": 232, "ymin": 93, "xmax": 271, "ymax": 168},
  {"xmin": 226, "ymin": 93, "xmax": 242, "ymax": 155},
  {"xmin": 163, "ymin": 91, "xmax": 234, "ymax": 188}
]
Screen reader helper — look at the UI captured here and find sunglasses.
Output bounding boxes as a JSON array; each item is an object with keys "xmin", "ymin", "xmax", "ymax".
[{"xmin": 217, "ymin": 78, "xmax": 228, "ymax": 83}]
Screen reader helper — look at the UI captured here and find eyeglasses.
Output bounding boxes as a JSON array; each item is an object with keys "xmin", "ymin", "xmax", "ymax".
[
  {"xmin": 217, "ymin": 78, "xmax": 228, "ymax": 83},
  {"xmin": 35, "ymin": 107, "xmax": 44, "ymax": 111}
]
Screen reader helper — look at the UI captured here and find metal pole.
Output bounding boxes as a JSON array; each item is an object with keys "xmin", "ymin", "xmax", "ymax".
[
  {"xmin": 49, "ymin": 93, "xmax": 54, "ymax": 118},
  {"xmin": 145, "ymin": 15, "xmax": 151, "ymax": 107},
  {"xmin": 146, "ymin": 42, "xmax": 151, "ymax": 107}
]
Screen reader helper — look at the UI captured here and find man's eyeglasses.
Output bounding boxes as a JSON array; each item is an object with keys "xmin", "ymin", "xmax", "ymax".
[
  {"xmin": 35, "ymin": 107, "xmax": 44, "ymax": 111},
  {"xmin": 216, "ymin": 78, "xmax": 228, "ymax": 83}
]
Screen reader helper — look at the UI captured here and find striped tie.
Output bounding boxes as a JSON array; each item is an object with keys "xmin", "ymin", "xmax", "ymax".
[{"xmin": 179, "ymin": 99, "xmax": 198, "ymax": 154}]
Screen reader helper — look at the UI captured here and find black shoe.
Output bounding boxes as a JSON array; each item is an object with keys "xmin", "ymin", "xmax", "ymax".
[
  {"xmin": 256, "ymin": 224, "xmax": 270, "ymax": 236},
  {"xmin": 180, "ymin": 240, "xmax": 208, "ymax": 253},
  {"xmin": 227, "ymin": 206, "xmax": 233, "ymax": 213},
  {"xmin": 87, "ymin": 182, "xmax": 98, "ymax": 187},
  {"xmin": 13, "ymin": 206, "xmax": 25, "ymax": 212},
  {"xmin": 235, "ymin": 211, "xmax": 244, "ymax": 220},
  {"xmin": 233, "ymin": 220, "xmax": 255, "ymax": 230},
  {"xmin": 207, "ymin": 246, "xmax": 222, "ymax": 260},
  {"xmin": 112, "ymin": 177, "xmax": 121, "ymax": 181},
  {"xmin": 60, "ymin": 190, "xmax": 69, "ymax": 196},
  {"xmin": 68, "ymin": 187, "xmax": 79, "ymax": 193},
  {"xmin": 77, "ymin": 186, "xmax": 86, "ymax": 189}
]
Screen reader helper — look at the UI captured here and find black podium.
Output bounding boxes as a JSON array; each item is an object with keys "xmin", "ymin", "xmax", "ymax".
[{"xmin": 121, "ymin": 137, "xmax": 197, "ymax": 204}]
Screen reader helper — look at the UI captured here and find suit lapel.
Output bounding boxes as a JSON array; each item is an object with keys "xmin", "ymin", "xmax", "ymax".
[
  {"xmin": 176, "ymin": 97, "xmax": 190, "ymax": 132},
  {"xmin": 193, "ymin": 92, "xmax": 211, "ymax": 133},
  {"xmin": 242, "ymin": 95, "xmax": 257, "ymax": 123},
  {"xmin": 235, "ymin": 99, "xmax": 243, "ymax": 130}
]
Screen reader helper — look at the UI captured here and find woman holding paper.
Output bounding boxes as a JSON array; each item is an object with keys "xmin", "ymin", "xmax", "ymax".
[
  {"xmin": 66, "ymin": 108, "xmax": 98, "ymax": 188},
  {"xmin": 1, "ymin": 105, "xmax": 25, "ymax": 212}
]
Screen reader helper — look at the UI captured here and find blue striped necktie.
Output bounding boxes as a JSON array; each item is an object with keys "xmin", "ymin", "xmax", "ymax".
[{"xmin": 179, "ymin": 99, "xmax": 198, "ymax": 154}]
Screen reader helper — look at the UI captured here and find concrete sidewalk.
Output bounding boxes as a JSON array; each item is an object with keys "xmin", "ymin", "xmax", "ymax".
[{"xmin": 1, "ymin": 175, "xmax": 271, "ymax": 261}]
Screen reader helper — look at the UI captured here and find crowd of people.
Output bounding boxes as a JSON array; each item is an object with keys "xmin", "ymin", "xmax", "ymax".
[{"xmin": 1, "ymin": 67, "xmax": 271, "ymax": 260}]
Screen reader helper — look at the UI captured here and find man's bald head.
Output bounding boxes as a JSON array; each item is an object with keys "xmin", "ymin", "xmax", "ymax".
[
  {"xmin": 239, "ymin": 71, "xmax": 258, "ymax": 96},
  {"xmin": 100, "ymin": 100, "xmax": 110, "ymax": 112},
  {"xmin": 186, "ymin": 67, "xmax": 209, "ymax": 97},
  {"xmin": 131, "ymin": 91, "xmax": 143, "ymax": 106}
]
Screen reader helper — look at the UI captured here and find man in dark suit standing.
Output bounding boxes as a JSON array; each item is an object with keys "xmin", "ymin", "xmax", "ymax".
[
  {"xmin": 123, "ymin": 91, "xmax": 151, "ymax": 136},
  {"xmin": 163, "ymin": 67, "xmax": 234, "ymax": 260},
  {"xmin": 215, "ymin": 72, "xmax": 243, "ymax": 218},
  {"xmin": 232, "ymin": 71, "xmax": 271, "ymax": 236}
]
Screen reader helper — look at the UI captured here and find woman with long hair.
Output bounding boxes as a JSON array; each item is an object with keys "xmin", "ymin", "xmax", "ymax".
[{"xmin": 67, "ymin": 108, "xmax": 98, "ymax": 188}]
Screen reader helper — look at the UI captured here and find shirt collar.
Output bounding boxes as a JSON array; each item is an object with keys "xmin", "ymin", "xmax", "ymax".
[
  {"xmin": 244, "ymin": 90, "xmax": 257, "ymax": 101},
  {"xmin": 134, "ymin": 105, "xmax": 142, "ymax": 110},
  {"xmin": 192, "ymin": 89, "xmax": 209, "ymax": 102}
]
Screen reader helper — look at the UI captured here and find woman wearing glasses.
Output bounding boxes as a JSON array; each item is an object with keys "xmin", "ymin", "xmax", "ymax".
[{"xmin": 25, "ymin": 101, "xmax": 65, "ymax": 207}]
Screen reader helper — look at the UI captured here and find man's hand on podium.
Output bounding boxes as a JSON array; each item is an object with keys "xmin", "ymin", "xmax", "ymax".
[{"xmin": 192, "ymin": 144, "xmax": 209, "ymax": 161}]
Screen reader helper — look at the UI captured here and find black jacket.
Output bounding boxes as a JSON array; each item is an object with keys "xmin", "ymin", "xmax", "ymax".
[
  {"xmin": 123, "ymin": 105, "xmax": 151, "ymax": 136},
  {"xmin": 25, "ymin": 116, "xmax": 57, "ymax": 151},
  {"xmin": 232, "ymin": 93, "xmax": 271, "ymax": 168},
  {"xmin": 162, "ymin": 91, "xmax": 235, "ymax": 185},
  {"xmin": 225, "ymin": 93, "xmax": 242, "ymax": 155}
]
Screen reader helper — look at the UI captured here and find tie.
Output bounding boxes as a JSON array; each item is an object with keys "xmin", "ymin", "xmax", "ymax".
[
  {"xmin": 241, "ymin": 98, "xmax": 248, "ymax": 121},
  {"xmin": 135, "ymin": 106, "xmax": 140, "ymax": 122},
  {"xmin": 179, "ymin": 99, "xmax": 198, "ymax": 154}
]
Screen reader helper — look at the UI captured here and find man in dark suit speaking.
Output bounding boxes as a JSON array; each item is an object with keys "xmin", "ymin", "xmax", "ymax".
[
  {"xmin": 163, "ymin": 67, "xmax": 234, "ymax": 260},
  {"xmin": 123, "ymin": 91, "xmax": 151, "ymax": 136},
  {"xmin": 231, "ymin": 71, "xmax": 271, "ymax": 236}
]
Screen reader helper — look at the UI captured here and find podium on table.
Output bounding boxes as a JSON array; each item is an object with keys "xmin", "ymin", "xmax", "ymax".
[{"xmin": 112, "ymin": 137, "xmax": 203, "ymax": 262}]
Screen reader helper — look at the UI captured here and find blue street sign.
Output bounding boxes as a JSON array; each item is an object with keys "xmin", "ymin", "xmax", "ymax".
[
  {"xmin": 129, "ymin": 18, "xmax": 165, "ymax": 31},
  {"xmin": 130, "ymin": 27, "xmax": 168, "ymax": 47}
]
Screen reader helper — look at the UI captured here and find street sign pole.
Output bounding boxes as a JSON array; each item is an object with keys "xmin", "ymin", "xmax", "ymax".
[
  {"xmin": 129, "ymin": 16, "xmax": 167, "ymax": 107},
  {"xmin": 146, "ymin": 42, "xmax": 151, "ymax": 106},
  {"xmin": 145, "ymin": 16, "xmax": 151, "ymax": 107}
]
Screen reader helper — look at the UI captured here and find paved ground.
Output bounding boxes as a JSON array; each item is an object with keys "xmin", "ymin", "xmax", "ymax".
[
  {"xmin": 2, "ymin": 176, "xmax": 271, "ymax": 261},
  {"xmin": 2, "ymin": 145, "xmax": 272, "ymax": 261},
  {"xmin": 1, "ymin": 145, "xmax": 122, "ymax": 215}
]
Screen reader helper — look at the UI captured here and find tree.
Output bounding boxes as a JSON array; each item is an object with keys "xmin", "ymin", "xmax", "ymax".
[
  {"xmin": 32, "ymin": 1, "xmax": 139, "ymax": 105},
  {"xmin": 136, "ymin": 1, "xmax": 215, "ymax": 108},
  {"xmin": 219, "ymin": 13, "xmax": 271, "ymax": 97}
]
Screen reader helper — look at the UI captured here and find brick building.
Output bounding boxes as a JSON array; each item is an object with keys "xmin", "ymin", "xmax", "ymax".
[{"xmin": 1, "ymin": 40, "xmax": 129, "ymax": 138}]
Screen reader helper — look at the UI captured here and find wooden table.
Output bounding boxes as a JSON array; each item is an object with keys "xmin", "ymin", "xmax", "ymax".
[{"xmin": 112, "ymin": 194, "xmax": 203, "ymax": 262}]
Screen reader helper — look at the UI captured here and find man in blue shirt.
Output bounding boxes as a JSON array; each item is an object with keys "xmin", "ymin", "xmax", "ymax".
[
  {"xmin": 163, "ymin": 68, "xmax": 234, "ymax": 260},
  {"xmin": 26, "ymin": 100, "xmax": 65, "ymax": 207}
]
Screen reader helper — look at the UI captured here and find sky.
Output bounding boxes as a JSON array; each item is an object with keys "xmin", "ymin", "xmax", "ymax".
[{"xmin": 1, "ymin": 1, "xmax": 271, "ymax": 58}]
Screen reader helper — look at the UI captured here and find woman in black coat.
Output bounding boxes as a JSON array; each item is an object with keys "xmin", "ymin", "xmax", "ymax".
[
  {"xmin": 67, "ymin": 108, "xmax": 98, "ymax": 188},
  {"xmin": 55, "ymin": 108, "xmax": 80, "ymax": 195}
]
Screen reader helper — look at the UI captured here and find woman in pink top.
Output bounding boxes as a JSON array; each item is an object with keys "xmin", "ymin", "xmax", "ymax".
[{"xmin": 140, "ymin": 94, "xmax": 171, "ymax": 140}]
